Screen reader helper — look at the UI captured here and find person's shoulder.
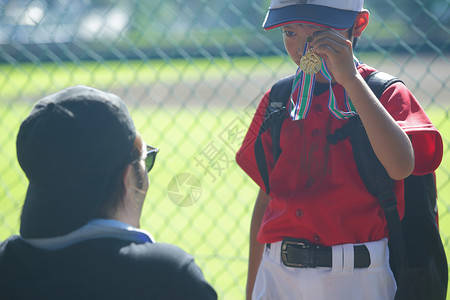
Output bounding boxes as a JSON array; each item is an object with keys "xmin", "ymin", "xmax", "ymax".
[
  {"xmin": 357, "ymin": 63, "xmax": 407, "ymax": 90},
  {"xmin": 0, "ymin": 236, "xmax": 23, "ymax": 273},
  {"xmin": 356, "ymin": 63, "xmax": 377, "ymax": 78},
  {"xmin": 0, "ymin": 235, "xmax": 22, "ymax": 253},
  {"xmin": 120, "ymin": 242, "xmax": 218, "ymax": 299},
  {"xmin": 272, "ymin": 74, "xmax": 295, "ymax": 86},
  {"xmin": 1, "ymin": 235, "xmax": 21, "ymax": 244},
  {"xmin": 124, "ymin": 241, "xmax": 190, "ymax": 255},
  {"xmin": 120, "ymin": 241, "xmax": 195, "ymax": 267}
]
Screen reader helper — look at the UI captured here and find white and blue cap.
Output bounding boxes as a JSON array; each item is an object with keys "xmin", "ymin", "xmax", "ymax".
[{"xmin": 263, "ymin": 0, "xmax": 364, "ymax": 30}]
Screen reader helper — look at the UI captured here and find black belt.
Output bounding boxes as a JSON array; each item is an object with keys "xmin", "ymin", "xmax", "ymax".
[{"xmin": 275, "ymin": 238, "xmax": 371, "ymax": 268}]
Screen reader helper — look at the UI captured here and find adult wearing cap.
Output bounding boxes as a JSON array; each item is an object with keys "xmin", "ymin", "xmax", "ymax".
[
  {"xmin": 0, "ymin": 86, "xmax": 217, "ymax": 300},
  {"xmin": 236, "ymin": 1, "xmax": 442, "ymax": 299}
]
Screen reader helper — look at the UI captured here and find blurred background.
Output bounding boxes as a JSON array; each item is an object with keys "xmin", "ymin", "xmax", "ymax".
[{"xmin": 0, "ymin": 0, "xmax": 449, "ymax": 299}]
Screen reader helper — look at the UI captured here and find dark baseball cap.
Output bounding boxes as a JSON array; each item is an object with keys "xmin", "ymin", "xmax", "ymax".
[
  {"xmin": 263, "ymin": 0, "xmax": 363, "ymax": 30},
  {"xmin": 17, "ymin": 86, "xmax": 137, "ymax": 239}
]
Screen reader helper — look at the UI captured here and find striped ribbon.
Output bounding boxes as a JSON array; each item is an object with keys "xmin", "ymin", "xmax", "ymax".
[
  {"xmin": 289, "ymin": 43, "xmax": 360, "ymax": 120},
  {"xmin": 289, "ymin": 44, "xmax": 315, "ymax": 120}
]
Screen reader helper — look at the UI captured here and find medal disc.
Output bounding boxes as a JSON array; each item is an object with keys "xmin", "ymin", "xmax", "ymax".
[{"xmin": 299, "ymin": 51, "xmax": 321, "ymax": 75}]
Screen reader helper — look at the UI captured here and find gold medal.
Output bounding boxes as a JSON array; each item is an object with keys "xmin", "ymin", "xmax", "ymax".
[{"xmin": 299, "ymin": 50, "xmax": 322, "ymax": 75}]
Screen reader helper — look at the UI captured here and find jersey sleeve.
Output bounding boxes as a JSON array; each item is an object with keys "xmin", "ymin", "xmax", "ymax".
[
  {"xmin": 380, "ymin": 82, "xmax": 443, "ymax": 175},
  {"xmin": 235, "ymin": 92, "xmax": 273, "ymax": 193}
]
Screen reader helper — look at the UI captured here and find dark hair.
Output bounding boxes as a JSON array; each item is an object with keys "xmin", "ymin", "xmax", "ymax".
[
  {"xmin": 95, "ymin": 136, "xmax": 142, "ymax": 219},
  {"xmin": 347, "ymin": 26, "xmax": 359, "ymax": 48}
]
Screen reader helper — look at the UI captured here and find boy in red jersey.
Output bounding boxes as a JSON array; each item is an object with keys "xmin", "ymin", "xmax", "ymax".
[{"xmin": 236, "ymin": 1, "xmax": 443, "ymax": 299}]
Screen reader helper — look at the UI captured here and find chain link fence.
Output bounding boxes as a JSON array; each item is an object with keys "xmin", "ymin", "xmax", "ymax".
[{"xmin": 0, "ymin": 0, "xmax": 449, "ymax": 298}]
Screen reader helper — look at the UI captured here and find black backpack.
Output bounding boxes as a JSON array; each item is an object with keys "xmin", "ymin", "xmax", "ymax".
[{"xmin": 254, "ymin": 71, "xmax": 448, "ymax": 300}]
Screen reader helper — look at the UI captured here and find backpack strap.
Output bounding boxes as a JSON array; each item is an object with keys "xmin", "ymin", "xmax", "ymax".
[
  {"xmin": 366, "ymin": 71, "xmax": 403, "ymax": 100},
  {"xmin": 344, "ymin": 114, "xmax": 408, "ymax": 296},
  {"xmin": 327, "ymin": 72, "xmax": 409, "ymax": 298},
  {"xmin": 254, "ymin": 75, "xmax": 293, "ymax": 195},
  {"xmin": 269, "ymin": 76, "xmax": 294, "ymax": 163}
]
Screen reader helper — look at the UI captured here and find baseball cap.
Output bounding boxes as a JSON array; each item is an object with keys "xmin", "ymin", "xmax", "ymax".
[
  {"xmin": 17, "ymin": 86, "xmax": 137, "ymax": 239},
  {"xmin": 263, "ymin": 0, "xmax": 364, "ymax": 30}
]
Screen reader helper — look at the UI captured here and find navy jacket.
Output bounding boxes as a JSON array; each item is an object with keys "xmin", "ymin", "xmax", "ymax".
[{"xmin": 0, "ymin": 235, "xmax": 217, "ymax": 300}]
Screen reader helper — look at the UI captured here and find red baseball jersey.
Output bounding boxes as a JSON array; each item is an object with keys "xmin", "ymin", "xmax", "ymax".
[{"xmin": 236, "ymin": 64, "xmax": 443, "ymax": 246}]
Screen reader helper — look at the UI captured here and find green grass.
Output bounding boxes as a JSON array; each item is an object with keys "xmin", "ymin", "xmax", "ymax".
[{"xmin": 0, "ymin": 55, "xmax": 449, "ymax": 299}]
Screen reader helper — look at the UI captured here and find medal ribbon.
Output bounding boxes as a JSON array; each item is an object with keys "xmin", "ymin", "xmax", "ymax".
[
  {"xmin": 289, "ymin": 42, "xmax": 360, "ymax": 121},
  {"xmin": 320, "ymin": 58, "xmax": 358, "ymax": 119},
  {"xmin": 289, "ymin": 44, "xmax": 315, "ymax": 120}
]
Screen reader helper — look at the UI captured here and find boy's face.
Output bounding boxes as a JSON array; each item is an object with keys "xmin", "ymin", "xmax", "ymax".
[{"xmin": 282, "ymin": 24, "xmax": 352, "ymax": 67}]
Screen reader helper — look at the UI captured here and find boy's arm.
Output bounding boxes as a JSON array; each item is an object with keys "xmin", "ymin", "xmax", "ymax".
[
  {"xmin": 341, "ymin": 75, "xmax": 414, "ymax": 180},
  {"xmin": 312, "ymin": 30, "xmax": 414, "ymax": 180},
  {"xmin": 246, "ymin": 189, "xmax": 270, "ymax": 300}
]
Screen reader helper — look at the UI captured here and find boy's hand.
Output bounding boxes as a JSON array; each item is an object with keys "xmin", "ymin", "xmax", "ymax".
[{"xmin": 310, "ymin": 29, "xmax": 359, "ymax": 86}]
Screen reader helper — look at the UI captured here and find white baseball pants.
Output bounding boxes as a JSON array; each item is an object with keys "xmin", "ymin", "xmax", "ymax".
[{"xmin": 252, "ymin": 238, "xmax": 396, "ymax": 300}]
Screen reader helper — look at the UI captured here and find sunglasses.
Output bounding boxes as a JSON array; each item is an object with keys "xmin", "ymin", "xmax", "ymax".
[{"xmin": 144, "ymin": 145, "xmax": 159, "ymax": 173}]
